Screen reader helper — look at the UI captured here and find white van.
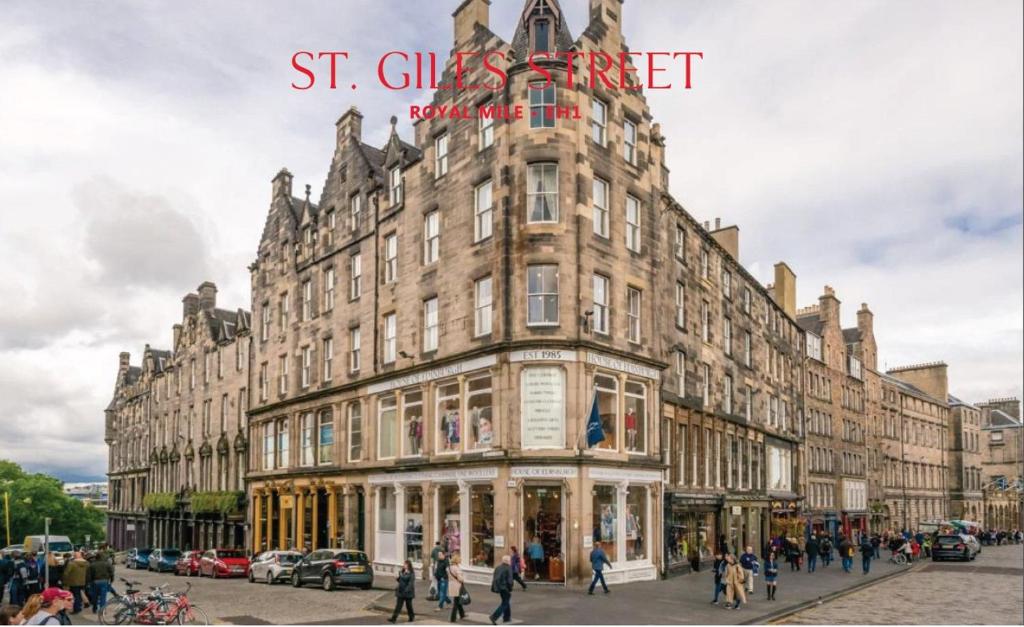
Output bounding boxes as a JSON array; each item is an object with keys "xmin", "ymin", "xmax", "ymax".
[{"xmin": 22, "ymin": 535, "xmax": 74, "ymax": 566}]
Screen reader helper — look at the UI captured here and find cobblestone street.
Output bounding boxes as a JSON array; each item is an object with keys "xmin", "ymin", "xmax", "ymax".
[{"xmin": 781, "ymin": 544, "xmax": 1024, "ymax": 625}]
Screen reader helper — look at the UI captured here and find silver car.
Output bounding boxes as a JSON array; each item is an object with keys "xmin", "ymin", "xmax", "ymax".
[{"xmin": 248, "ymin": 550, "xmax": 303, "ymax": 585}]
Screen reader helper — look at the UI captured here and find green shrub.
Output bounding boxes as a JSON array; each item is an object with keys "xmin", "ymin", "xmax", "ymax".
[
  {"xmin": 190, "ymin": 491, "xmax": 245, "ymax": 515},
  {"xmin": 143, "ymin": 492, "xmax": 179, "ymax": 512}
]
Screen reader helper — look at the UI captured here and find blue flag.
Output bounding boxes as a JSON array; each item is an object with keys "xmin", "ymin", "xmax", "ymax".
[{"xmin": 586, "ymin": 390, "xmax": 605, "ymax": 447}]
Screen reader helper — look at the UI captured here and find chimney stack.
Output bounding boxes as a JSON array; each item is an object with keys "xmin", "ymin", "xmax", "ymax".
[
  {"xmin": 887, "ymin": 362, "xmax": 949, "ymax": 404},
  {"xmin": 182, "ymin": 293, "xmax": 200, "ymax": 318},
  {"xmin": 453, "ymin": 0, "xmax": 490, "ymax": 46},
  {"xmin": 856, "ymin": 303, "xmax": 877, "ymax": 370},
  {"xmin": 197, "ymin": 282, "xmax": 217, "ymax": 311},
  {"xmin": 772, "ymin": 262, "xmax": 797, "ymax": 317},
  {"xmin": 715, "ymin": 217, "xmax": 721, "ymax": 230},
  {"xmin": 589, "ymin": 0, "xmax": 623, "ymax": 38},
  {"xmin": 119, "ymin": 352, "xmax": 131, "ymax": 372},
  {"xmin": 336, "ymin": 106, "xmax": 363, "ymax": 146},
  {"xmin": 710, "ymin": 222, "xmax": 740, "ymax": 261},
  {"xmin": 271, "ymin": 168, "xmax": 293, "ymax": 201},
  {"xmin": 979, "ymin": 397, "xmax": 1021, "ymax": 420}
]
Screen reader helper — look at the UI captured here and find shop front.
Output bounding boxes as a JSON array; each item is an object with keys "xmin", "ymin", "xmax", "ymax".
[
  {"xmin": 723, "ymin": 498, "xmax": 768, "ymax": 557},
  {"xmin": 664, "ymin": 494, "xmax": 721, "ymax": 575}
]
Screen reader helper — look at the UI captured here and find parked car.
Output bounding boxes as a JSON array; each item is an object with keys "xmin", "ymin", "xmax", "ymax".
[
  {"xmin": 23, "ymin": 535, "xmax": 74, "ymax": 566},
  {"xmin": 932, "ymin": 533, "xmax": 980, "ymax": 561},
  {"xmin": 174, "ymin": 550, "xmax": 203, "ymax": 577},
  {"xmin": 249, "ymin": 550, "xmax": 302, "ymax": 585},
  {"xmin": 148, "ymin": 548, "xmax": 183, "ymax": 572},
  {"xmin": 291, "ymin": 549, "xmax": 373, "ymax": 591},
  {"xmin": 199, "ymin": 548, "xmax": 250, "ymax": 578},
  {"xmin": 125, "ymin": 548, "xmax": 154, "ymax": 569},
  {"xmin": 1, "ymin": 544, "xmax": 24, "ymax": 557}
]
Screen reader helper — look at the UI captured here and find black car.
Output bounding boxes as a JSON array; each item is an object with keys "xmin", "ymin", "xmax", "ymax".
[
  {"xmin": 932, "ymin": 534, "xmax": 980, "ymax": 561},
  {"xmin": 291, "ymin": 549, "xmax": 373, "ymax": 591}
]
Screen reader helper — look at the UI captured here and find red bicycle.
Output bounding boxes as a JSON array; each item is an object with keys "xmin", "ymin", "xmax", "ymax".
[{"xmin": 101, "ymin": 582, "xmax": 209, "ymax": 625}]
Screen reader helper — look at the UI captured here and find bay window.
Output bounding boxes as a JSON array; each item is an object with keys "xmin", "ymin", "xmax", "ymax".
[
  {"xmin": 594, "ymin": 374, "xmax": 619, "ymax": 451},
  {"xmin": 527, "ymin": 264, "xmax": 559, "ymax": 325},
  {"xmin": 527, "ymin": 163, "xmax": 558, "ymax": 223}
]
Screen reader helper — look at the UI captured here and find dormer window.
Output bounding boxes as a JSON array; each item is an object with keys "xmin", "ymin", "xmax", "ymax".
[
  {"xmin": 389, "ymin": 167, "xmax": 402, "ymax": 206},
  {"xmin": 534, "ymin": 19, "xmax": 549, "ymax": 53},
  {"xmin": 525, "ymin": 0, "xmax": 557, "ymax": 54}
]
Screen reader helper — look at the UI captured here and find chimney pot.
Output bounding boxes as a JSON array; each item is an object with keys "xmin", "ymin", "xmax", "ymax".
[{"xmin": 715, "ymin": 217, "xmax": 721, "ymax": 230}]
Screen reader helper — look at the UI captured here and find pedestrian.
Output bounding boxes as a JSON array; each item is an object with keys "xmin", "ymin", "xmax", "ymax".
[
  {"xmin": 434, "ymin": 551, "xmax": 451, "ymax": 611},
  {"xmin": 870, "ymin": 534, "xmax": 881, "ymax": 559},
  {"xmin": 820, "ymin": 536, "xmax": 832, "ymax": 568},
  {"xmin": 429, "ymin": 540, "xmax": 444, "ymax": 597},
  {"xmin": 23, "ymin": 588, "xmax": 72, "ymax": 625},
  {"xmin": 739, "ymin": 546, "xmax": 756, "ymax": 595},
  {"xmin": 23, "ymin": 554, "xmax": 41, "ymax": 599},
  {"xmin": 805, "ymin": 535, "xmax": 819, "ymax": 573},
  {"xmin": 0, "ymin": 603, "xmax": 23, "ymax": 625},
  {"xmin": 723, "ymin": 554, "xmax": 746, "ymax": 610},
  {"xmin": 526, "ymin": 538, "xmax": 544, "ymax": 581},
  {"xmin": 387, "ymin": 560, "xmax": 415, "ymax": 624},
  {"xmin": 763, "ymin": 551, "xmax": 779, "ymax": 601},
  {"xmin": 59, "ymin": 554, "xmax": 87, "ymax": 615},
  {"xmin": 587, "ymin": 542, "xmax": 612, "ymax": 595},
  {"xmin": 488, "ymin": 555, "xmax": 513, "ymax": 625},
  {"xmin": 509, "ymin": 547, "xmax": 527, "ymax": 591},
  {"xmin": 44, "ymin": 554, "xmax": 60, "ymax": 589},
  {"xmin": 84, "ymin": 552, "xmax": 113, "ymax": 615},
  {"xmin": 910, "ymin": 539, "xmax": 920, "ymax": 562},
  {"xmin": 0, "ymin": 553, "xmax": 12, "ymax": 605},
  {"xmin": 838, "ymin": 536, "xmax": 854, "ymax": 573},
  {"xmin": 859, "ymin": 538, "xmax": 873, "ymax": 575},
  {"xmin": 710, "ymin": 552, "xmax": 726, "ymax": 605},
  {"xmin": 787, "ymin": 538, "xmax": 801, "ymax": 571},
  {"xmin": 447, "ymin": 554, "xmax": 467, "ymax": 624},
  {"xmin": 9, "ymin": 553, "xmax": 30, "ymax": 606},
  {"xmin": 719, "ymin": 535, "xmax": 730, "ymax": 557}
]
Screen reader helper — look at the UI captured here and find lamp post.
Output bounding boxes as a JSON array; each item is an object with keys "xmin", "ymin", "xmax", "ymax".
[{"xmin": 3, "ymin": 491, "xmax": 10, "ymax": 547}]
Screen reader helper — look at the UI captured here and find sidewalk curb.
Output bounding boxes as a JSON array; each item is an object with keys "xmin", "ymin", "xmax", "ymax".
[{"xmin": 746, "ymin": 564, "xmax": 921, "ymax": 625}]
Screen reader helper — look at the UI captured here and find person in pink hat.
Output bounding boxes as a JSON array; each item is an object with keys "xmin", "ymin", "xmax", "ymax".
[{"xmin": 24, "ymin": 587, "xmax": 72, "ymax": 625}]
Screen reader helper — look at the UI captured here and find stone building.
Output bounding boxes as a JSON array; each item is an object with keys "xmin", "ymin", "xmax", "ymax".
[
  {"xmin": 106, "ymin": 283, "xmax": 251, "ymax": 550},
  {"xmin": 877, "ymin": 363, "xmax": 950, "ymax": 531},
  {"xmin": 797, "ymin": 288, "xmax": 869, "ymax": 539},
  {"xmin": 947, "ymin": 394, "xmax": 985, "ymax": 525},
  {"xmin": 241, "ymin": 0, "xmax": 803, "ymax": 585},
  {"xmin": 979, "ymin": 398, "xmax": 1023, "ymax": 529}
]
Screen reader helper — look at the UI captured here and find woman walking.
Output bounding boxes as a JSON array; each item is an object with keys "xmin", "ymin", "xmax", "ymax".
[
  {"xmin": 387, "ymin": 561, "xmax": 416, "ymax": 624},
  {"xmin": 447, "ymin": 554, "xmax": 467, "ymax": 623},
  {"xmin": 724, "ymin": 554, "xmax": 747, "ymax": 610},
  {"xmin": 764, "ymin": 552, "xmax": 779, "ymax": 600}
]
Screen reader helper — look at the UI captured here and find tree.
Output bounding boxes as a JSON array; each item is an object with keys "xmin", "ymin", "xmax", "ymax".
[{"xmin": 0, "ymin": 460, "xmax": 106, "ymax": 546}]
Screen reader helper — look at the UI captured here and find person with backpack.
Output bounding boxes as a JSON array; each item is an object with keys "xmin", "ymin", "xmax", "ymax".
[
  {"xmin": 859, "ymin": 537, "xmax": 874, "ymax": 574},
  {"xmin": 61, "ymin": 553, "xmax": 88, "ymax": 615},
  {"xmin": 804, "ymin": 534, "xmax": 819, "ymax": 573},
  {"xmin": 587, "ymin": 542, "xmax": 612, "ymax": 595},
  {"xmin": 23, "ymin": 553, "xmax": 41, "ymax": 599},
  {"xmin": 509, "ymin": 547, "xmax": 527, "ymax": 591},
  {"xmin": 710, "ymin": 552, "xmax": 726, "ymax": 605},
  {"xmin": 9, "ymin": 553, "xmax": 29, "ymax": 606},
  {"xmin": 23, "ymin": 587, "xmax": 72, "ymax": 625},
  {"xmin": 434, "ymin": 551, "xmax": 451, "ymax": 612},
  {"xmin": 820, "ymin": 535, "xmax": 833, "ymax": 568},
  {"xmin": 763, "ymin": 551, "xmax": 779, "ymax": 601}
]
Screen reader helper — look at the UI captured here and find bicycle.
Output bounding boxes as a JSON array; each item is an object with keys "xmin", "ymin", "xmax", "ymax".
[
  {"xmin": 100, "ymin": 580, "xmax": 209, "ymax": 625},
  {"xmin": 98, "ymin": 578, "xmax": 149, "ymax": 625},
  {"xmin": 888, "ymin": 552, "xmax": 908, "ymax": 566}
]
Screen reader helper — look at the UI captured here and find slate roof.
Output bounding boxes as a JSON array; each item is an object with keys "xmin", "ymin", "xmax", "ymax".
[
  {"xmin": 796, "ymin": 314, "xmax": 823, "ymax": 336},
  {"xmin": 510, "ymin": 0, "xmax": 576, "ymax": 61},
  {"xmin": 843, "ymin": 328, "xmax": 862, "ymax": 344},
  {"xmin": 880, "ymin": 372, "xmax": 945, "ymax": 405},
  {"xmin": 205, "ymin": 308, "xmax": 251, "ymax": 343},
  {"xmin": 984, "ymin": 409, "xmax": 1023, "ymax": 429},
  {"xmin": 948, "ymin": 394, "xmax": 977, "ymax": 409},
  {"xmin": 149, "ymin": 349, "xmax": 172, "ymax": 373},
  {"xmin": 124, "ymin": 366, "xmax": 142, "ymax": 385}
]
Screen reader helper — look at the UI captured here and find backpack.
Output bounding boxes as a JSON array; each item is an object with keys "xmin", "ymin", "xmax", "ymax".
[{"xmin": 25, "ymin": 560, "xmax": 40, "ymax": 583}]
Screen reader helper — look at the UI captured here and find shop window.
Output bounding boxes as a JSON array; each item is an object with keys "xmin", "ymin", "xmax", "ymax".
[
  {"xmin": 378, "ymin": 395, "xmax": 398, "ymax": 459},
  {"xmin": 624, "ymin": 380, "xmax": 646, "ymax": 453},
  {"xmin": 666, "ymin": 510, "xmax": 715, "ymax": 568},
  {"xmin": 405, "ymin": 487, "xmax": 424, "ymax": 563},
  {"xmin": 626, "ymin": 487, "xmax": 647, "ymax": 561},
  {"xmin": 467, "ymin": 375, "xmax": 494, "ymax": 449},
  {"xmin": 594, "ymin": 374, "xmax": 619, "ymax": 451},
  {"xmin": 437, "ymin": 380, "xmax": 461, "ymax": 453},
  {"xmin": 591, "ymin": 485, "xmax": 618, "ymax": 560},
  {"xmin": 471, "ymin": 485, "xmax": 495, "ymax": 567},
  {"xmin": 438, "ymin": 485, "xmax": 462, "ymax": 555},
  {"xmin": 523, "ymin": 486, "xmax": 564, "ymax": 581},
  {"xmin": 402, "ymin": 389, "xmax": 424, "ymax": 457}
]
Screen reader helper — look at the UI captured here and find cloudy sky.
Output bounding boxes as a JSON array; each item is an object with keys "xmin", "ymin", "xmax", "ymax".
[{"xmin": 1, "ymin": 0, "xmax": 1021, "ymax": 482}]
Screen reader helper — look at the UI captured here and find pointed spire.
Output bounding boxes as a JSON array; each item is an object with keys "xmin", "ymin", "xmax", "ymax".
[{"xmin": 304, "ymin": 183, "xmax": 311, "ymax": 203}]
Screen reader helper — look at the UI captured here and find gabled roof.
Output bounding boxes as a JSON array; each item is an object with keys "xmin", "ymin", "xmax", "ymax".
[
  {"xmin": 985, "ymin": 409, "xmax": 1023, "ymax": 429},
  {"xmin": 948, "ymin": 394, "xmax": 977, "ymax": 409},
  {"xmin": 149, "ymin": 349, "xmax": 172, "ymax": 374},
  {"xmin": 205, "ymin": 308, "xmax": 251, "ymax": 343},
  {"xmin": 511, "ymin": 0, "xmax": 576, "ymax": 61}
]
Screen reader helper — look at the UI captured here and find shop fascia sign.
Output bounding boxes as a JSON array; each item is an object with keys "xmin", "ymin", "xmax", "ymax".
[
  {"xmin": 368, "ymin": 467, "xmax": 499, "ymax": 485},
  {"xmin": 511, "ymin": 348, "xmax": 660, "ymax": 381},
  {"xmin": 367, "ymin": 354, "xmax": 497, "ymax": 394},
  {"xmin": 588, "ymin": 467, "xmax": 662, "ymax": 483},
  {"xmin": 511, "ymin": 465, "xmax": 578, "ymax": 479}
]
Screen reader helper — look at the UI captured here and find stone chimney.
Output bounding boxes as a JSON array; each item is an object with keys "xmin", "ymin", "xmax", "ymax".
[
  {"xmin": 772, "ymin": 262, "xmax": 797, "ymax": 317},
  {"xmin": 589, "ymin": 0, "xmax": 623, "ymax": 37},
  {"xmin": 979, "ymin": 397, "xmax": 1021, "ymax": 420},
  {"xmin": 453, "ymin": 0, "xmax": 490, "ymax": 47},
  {"xmin": 856, "ymin": 302, "xmax": 877, "ymax": 370},
  {"xmin": 336, "ymin": 106, "xmax": 363, "ymax": 146},
  {"xmin": 887, "ymin": 362, "xmax": 949, "ymax": 404},
  {"xmin": 818, "ymin": 285, "xmax": 840, "ymax": 324},
  {"xmin": 197, "ymin": 281, "xmax": 217, "ymax": 311},
  {"xmin": 119, "ymin": 352, "xmax": 131, "ymax": 373},
  {"xmin": 710, "ymin": 222, "xmax": 740, "ymax": 261},
  {"xmin": 182, "ymin": 293, "xmax": 200, "ymax": 318},
  {"xmin": 272, "ymin": 168, "xmax": 293, "ymax": 201}
]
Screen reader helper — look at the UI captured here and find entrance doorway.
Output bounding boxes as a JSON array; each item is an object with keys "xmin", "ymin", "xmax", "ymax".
[{"xmin": 522, "ymin": 486, "xmax": 564, "ymax": 582}]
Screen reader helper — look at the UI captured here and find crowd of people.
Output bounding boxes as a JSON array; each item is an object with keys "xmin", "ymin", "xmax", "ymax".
[{"xmin": 0, "ymin": 546, "xmax": 115, "ymax": 625}]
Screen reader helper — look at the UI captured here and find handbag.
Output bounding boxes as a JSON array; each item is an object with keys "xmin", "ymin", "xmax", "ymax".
[
  {"xmin": 459, "ymin": 587, "xmax": 472, "ymax": 606},
  {"xmin": 427, "ymin": 581, "xmax": 439, "ymax": 601}
]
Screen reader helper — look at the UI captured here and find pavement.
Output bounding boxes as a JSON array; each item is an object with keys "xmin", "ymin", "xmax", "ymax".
[
  {"xmin": 58, "ymin": 545, "xmax": 1024, "ymax": 624},
  {"xmin": 780, "ymin": 543, "xmax": 1024, "ymax": 625}
]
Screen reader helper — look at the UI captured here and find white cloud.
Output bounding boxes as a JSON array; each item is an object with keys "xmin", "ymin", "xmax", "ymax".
[{"xmin": 0, "ymin": 0, "xmax": 1020, "ymax": 478}]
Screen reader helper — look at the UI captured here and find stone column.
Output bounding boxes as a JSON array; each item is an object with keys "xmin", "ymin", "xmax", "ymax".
[
  {"xmin": 327, "ymin": 487, "xmax": 338, "ymax": 547},
  {"xmin": 312, "ymin": 487, "xmax": 320, "ymax": 549},
  {"xmin": 253, "ymin": 490, "xmax": 263, "ymax": 553},
  {"xmin": 296, "ymin": 488, "xmax": 306, "ymax": 551},
  {"xmin": 395, "ymin": 483, "xmax": 406, "ymax": 562}
]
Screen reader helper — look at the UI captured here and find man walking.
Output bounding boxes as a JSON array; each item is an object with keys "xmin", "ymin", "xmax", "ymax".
[
  {"xmin": 805, "ymin": 535, "xmax": 819, "ymax": 573},
  {"xmin": 859, "ymin": 537, "xmax": 874, "ymax": 575},
  {"xmin": 434, "ymin": 550, "xmax": 450, "ymax": 612},
  {"xmin": 62, "ymin": 551, "xmax": 89, "ymax": 614},
  {"xmin": 429, "ymin": 540, "xmax": 443, "ymax": 592},
  {"xmin": 489, "ymin": 555, "xmax": 514, "ymax": 625},
  {"xmin": 838, "ymin": 536, "xmax": 854, "ymax": 573},
  {"xmin": 86, "ymin": 549, "xmax": 114, "ymax": 615},
  {"xmin": 739, "ymin": 546, "xmax": 757, "ymax": 595},
  {"xmin": 587, "ymin": 542, "xmax": 612, "ymax": 595},
  {"xmin": 820, "ymin": 535, "xmax": 832, "ymax": 568}
]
